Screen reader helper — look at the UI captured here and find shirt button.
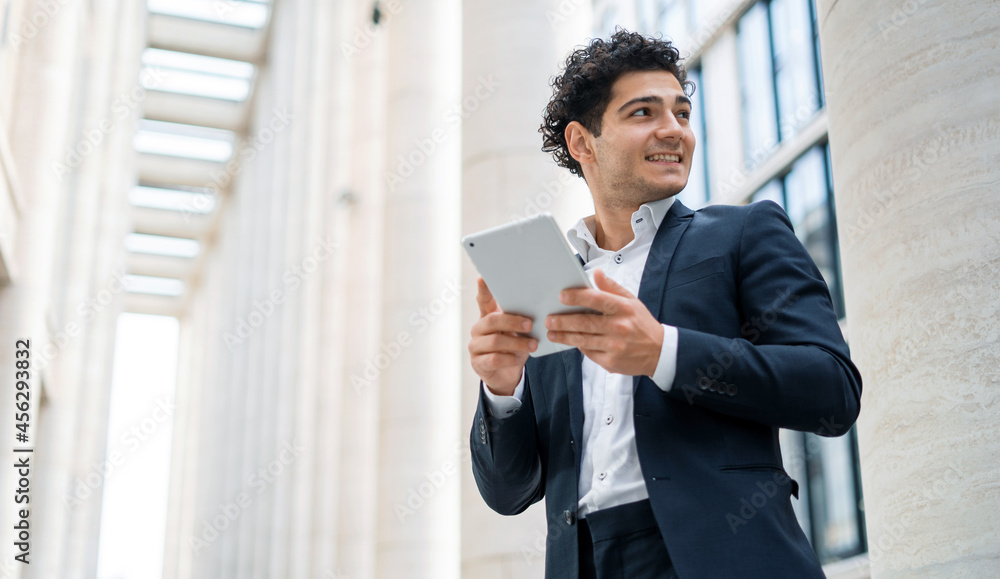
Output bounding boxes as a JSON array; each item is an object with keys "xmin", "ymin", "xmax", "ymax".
[
  {"xmin": 605, "ymin": 415, "xmax": 613, "ymax": 425},
  {"xmin": 614, "ymin": 254, "xmax": 623, "ymax": 264},
  {"xmin": 598, "ymin": 472, "xmax": 607, "ymax": 481},
  {"xmin": 635, "ymin": 217, "xmax": 643, "ymax": 224}
]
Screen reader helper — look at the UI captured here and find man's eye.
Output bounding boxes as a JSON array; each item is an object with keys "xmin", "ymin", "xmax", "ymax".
[
  {"xmin": 677, "ymin": 111, "xmax": 691, "ymax": 120},
  {"xmin": 631, "ymin": 108, "xmax": 650, "ymax": 117}
]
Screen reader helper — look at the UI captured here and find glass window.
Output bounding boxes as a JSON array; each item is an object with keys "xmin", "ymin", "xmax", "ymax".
[
  {"xmin": 752, "ymin": 177, "xmax": 784, "ymax": 207},
  {"xmin": 738, "ymin": 0, "xmax": 825, "ymax": 168},
  {"xmin": 688, "ymin": 0, "xmax": 702, "ymax": 37},
  {"xmin": 656, "ymin": 0, "xmax": 689, "ymax": 42},
  {"xmin": 762, "ymin": 147, "xmax": 863, "ymax": 565},
  {"xmin": 635, "ymin": 0, "xmax": 658, "ymax": 34},
  {"xmin": 753, "ymin": 145, "xmax": 843, "ymax": 317},
  {"xmin": 737, "ymin": 3, "xmax": 779, "ymax": 170},
  {"xmin": 811, "ymin": 0, "xmax": 826, "ymax": 109},
  {"xmin": 598, "ymin": 5, "xmax": 621, "ymax": 37},
  {"xmin": 803, "ymin": 429, "xmax": 866, "ymax": 563},
  {"xmin": 785, "ymin": 144, "xmax": 843, "ymax": 317},
  {"xmin": 678, "ymin": 67, "xmax": 708, "ymax": 209},
  {"xmin": 769, "ymin": 0, "xmax": 821, "ymax": 139}
]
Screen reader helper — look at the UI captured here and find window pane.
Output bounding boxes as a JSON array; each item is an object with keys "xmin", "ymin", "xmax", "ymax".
[
  {"xmin": 811, "ymin": 0, "xmax": 826, "ymax": 108},
  {"xmin": 656, "ymin": 0, "xmax": 689, "ymax": 41},
  {"xmin": 737, "ymin": 3, "xmax": 779, "ymax": 170},
  {"xmin": 769, "ymin": 0, "xmax": 821, "ymax": 139},
  {"xmin": 784, "ymin": 145, "xmax": 844, "ymax": 317},
  {"xmin": 636, "ymin": 0, "xmax": 657, "ymax": 34},
  {"xmin": 598, "ymin": 5, "xmax": 621, "ymax": 36},
  {"xmin": 805, "ymin": 431, "xmax": 864, "ymax": 562},
  {"xmin": 752, "ymin": 178, "xmax": 784, "ymax": 207},
  {"xmin": 780, "ymin": 429, "xmax": 812, "ymax": 536},
  {"xmin": 689, "ymin": 0, "xmax": 702, "ymax": 36}
]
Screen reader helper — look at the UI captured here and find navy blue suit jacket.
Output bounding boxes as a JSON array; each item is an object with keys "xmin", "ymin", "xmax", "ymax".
[{"xmin": 470, "ymin": 199, "xmax": 862, "ymax": 578}]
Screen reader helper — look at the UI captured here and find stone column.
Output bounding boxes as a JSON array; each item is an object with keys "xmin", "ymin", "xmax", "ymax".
[
  {"xmin": 375, "ymin": 1, "xmax": 462, "ymax": 577},
  {"xmin": 0, "ymin": 0, "xmax": 83, "ymax": 576},
  {"xmin": 59, "ymin": 0, "xmax": 146, "ymax": 576},
  {"xmin": 817, "ymin": 1, "xmax": 1000, "ymax": 577},
  {"xmin": 459, "ymin": 1, "xmax": 593, "ymax": 577},
  {"xmin": 336, "ymin": 1, "xmax": 386, "ymax": 577}
]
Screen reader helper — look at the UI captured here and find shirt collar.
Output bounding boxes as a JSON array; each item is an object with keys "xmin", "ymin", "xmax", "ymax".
[{"xmin": 567, "ymin": 196, "xmax": 676, "ymax": 262}]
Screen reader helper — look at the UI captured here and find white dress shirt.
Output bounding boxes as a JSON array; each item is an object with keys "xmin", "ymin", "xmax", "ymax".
[{"xmin": 483, "ymin": 196, "xmax": 680, "ymax": 517}]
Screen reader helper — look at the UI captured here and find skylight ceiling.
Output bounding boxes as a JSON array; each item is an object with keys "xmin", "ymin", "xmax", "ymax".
[
  {"xmin": 125, "ymin": 233, "xmax": 201, "ymax": 259},
  {"xmin": 125, "ymin": 274, "xmax": 186, "ymax": 297},
  {"xmin": 129, "ymin": 185, "xmax": 217, "ymax": 214},
  {"xmin": 134, "ymin": 119, "xmax": 235, "ymax": 162},
  {"xmin": 142, "ymin": 48, "xmax": 255, "ymax": 101},
  {"xmin": 147, "ymin": 0, "xmax": 271, "ymax": 29}
]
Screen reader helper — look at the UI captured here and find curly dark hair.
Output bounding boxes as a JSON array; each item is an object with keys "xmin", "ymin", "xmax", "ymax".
[{"xmin": 540, "ymin": 30, "xmax": 694, "ymax": 178}]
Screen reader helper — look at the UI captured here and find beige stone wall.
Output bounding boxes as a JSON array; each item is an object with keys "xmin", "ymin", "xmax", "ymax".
[{"xmin": 818, "ymin": 0, "xmax": 1000, "ymax": 576}]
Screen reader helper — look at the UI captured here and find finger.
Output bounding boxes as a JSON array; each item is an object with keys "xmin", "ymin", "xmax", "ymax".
[
  {"xmin": 547, "ymin": 330, "xmax": 609, "ymax": 352},
  {"xmin": 469, "ymin": 333, "xmax": 538, "ymax": 355},
  {"xmin": 475, "ymin": 352, "xmax": 524, "ymax": 373},
  {"xmin": 476, "ymin": 277, "xmax": 499, "ymax": 317},
  {"xmin": 560, "ymin": 287, "xmax": 623, "ymax": 315},
  {"xmin": 545, "ymin": 312, "xmax": 605, "ymax": 334},
  {"xmin": 473, "ymin": 312, "xmax": 533, "ymax": 336},
  {"xmin": 593, "ymin": 269, "xmax": 635, "ymax": 299}
]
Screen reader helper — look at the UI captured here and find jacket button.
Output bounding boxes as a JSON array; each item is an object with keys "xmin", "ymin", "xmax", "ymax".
[
  {"xmin": 727, "ymin": 383, "xmax": 738, "ymax": 396},
  {"xmin": 698, "ymin": 376, "xmax": 711, "ymax": 390},
  {"xmin": 563, "ymin": 510, "xmax": 576, "ymax": 525}
]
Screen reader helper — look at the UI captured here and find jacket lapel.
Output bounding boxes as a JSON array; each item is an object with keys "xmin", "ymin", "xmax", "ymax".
[
  {"xmin": 634, "ymin": 199, "xmax": 695, "ymax": 392},
  {"xmin": 561, "ymin": 348, "xmax": 585, "ymax": 461}
]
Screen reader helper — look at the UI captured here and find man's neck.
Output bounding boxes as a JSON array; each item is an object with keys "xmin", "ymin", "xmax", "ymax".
[{"xmin": 592, "ymin": 204, "xmax": 641, "ymax": 252}]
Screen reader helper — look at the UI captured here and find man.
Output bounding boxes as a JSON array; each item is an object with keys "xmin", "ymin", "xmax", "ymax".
[{"xmin": 468, "ymin": 30, "xmax": 861, "ymax": 578}]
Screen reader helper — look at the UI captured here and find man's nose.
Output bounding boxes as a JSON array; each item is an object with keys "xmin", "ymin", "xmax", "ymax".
[{"xmin": 654, "ymin": 113, "xmax": 683, "ymax": 140}]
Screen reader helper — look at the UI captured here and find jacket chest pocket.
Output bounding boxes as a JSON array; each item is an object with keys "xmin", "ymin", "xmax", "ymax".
[{"xmin": 662, "ymin": 257, "xmax": 736, "ymax": 332}]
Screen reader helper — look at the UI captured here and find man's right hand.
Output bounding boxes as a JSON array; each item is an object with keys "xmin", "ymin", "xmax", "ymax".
[{"xmin": 469, "ymin": 277, "xmax": 537, "ymax": 396}]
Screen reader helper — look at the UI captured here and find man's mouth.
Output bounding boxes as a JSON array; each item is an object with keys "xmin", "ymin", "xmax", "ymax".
[{"xmin": 645, "ymin": 153, "xmax": 681, "ymax": 163}]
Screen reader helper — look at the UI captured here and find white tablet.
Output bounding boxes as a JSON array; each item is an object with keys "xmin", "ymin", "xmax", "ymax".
[{"xmin": 462, "ymin": 213, "xmax": 595, "ymax": 357}]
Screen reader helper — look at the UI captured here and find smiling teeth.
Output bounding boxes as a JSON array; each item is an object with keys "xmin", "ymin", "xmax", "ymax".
[{"xmin": 647, "ymin": 154, "xmax": 680, "ymax": 162}]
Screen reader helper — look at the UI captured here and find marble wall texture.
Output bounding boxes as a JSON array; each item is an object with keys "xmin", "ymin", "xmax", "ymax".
[{"xmin": 818, "ymin": 0, "xmax": 1000, "ymax": 576}]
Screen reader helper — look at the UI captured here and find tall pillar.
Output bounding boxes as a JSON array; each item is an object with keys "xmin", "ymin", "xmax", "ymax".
[
  {"xmin": 302, "ymin": 0, "xmax": 355, "ymax": 575},
  {"xmin": 817, "ymin": 1, "xmax": 1000, "ymax": 577},
  {"xmin": 460, "ymin": 1, "xmax": 593, "ymax": 576},
  {"xmin": 336, "ymin": 1, "xmax": 386, "ymax": 577},
  {"xmin": 0, "ymin": 0, "xmax": 83, "ymax": 576},
  {"xmin": 58, "ymin": 0, "xmax": 146, "ymax": 576},
  {"xmin": 375, "ymin": 1, "xmax": 462, "ymax": 577}
]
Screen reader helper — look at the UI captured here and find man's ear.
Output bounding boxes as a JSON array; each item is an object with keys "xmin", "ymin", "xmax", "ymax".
[{"xmin": 565, "ymin": 121, "xmax": 596, "ymax": 165}]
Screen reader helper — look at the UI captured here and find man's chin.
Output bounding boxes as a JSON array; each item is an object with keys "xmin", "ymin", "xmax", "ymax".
[{"xmin": 641, "ymin": 182, "xmax": 687, "ymax": 202}]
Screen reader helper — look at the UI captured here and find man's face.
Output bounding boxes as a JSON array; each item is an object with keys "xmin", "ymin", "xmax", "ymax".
[{"xmin": 587, "ymin": 70, "xmax": 696, "ymax": 208}]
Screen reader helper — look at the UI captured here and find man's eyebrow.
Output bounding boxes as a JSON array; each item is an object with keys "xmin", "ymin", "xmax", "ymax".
[
  {"xmin": 616, "ymin": 94, "xmax": 692, "ymax": 114},
  {"xmin": 616, "ymin": 95, "xmax": 662, "ymax": 114}
]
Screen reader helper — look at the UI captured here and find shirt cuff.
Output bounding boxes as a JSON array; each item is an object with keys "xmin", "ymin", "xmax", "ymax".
[
  {"xmin": 650, "ymin": 324, "xmax": 678, "ymax": 392},
  {"xmin": 481, "ymin": 370, "xmax": 525, "ymax": 418}
]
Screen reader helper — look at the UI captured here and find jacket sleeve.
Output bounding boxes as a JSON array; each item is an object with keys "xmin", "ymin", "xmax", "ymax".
[
  {"xmin": 469, "ymin": 377, "xmax": 545, "ymax": 515},
  {"xmin": 664, "ymin": 201, "xmax": 862, "ymax": 436}
]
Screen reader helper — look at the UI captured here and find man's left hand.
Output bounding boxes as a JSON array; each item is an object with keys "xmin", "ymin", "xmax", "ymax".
[{"xmin": 546, "ymin": 269, "xmax": 663, "ymax": 376}]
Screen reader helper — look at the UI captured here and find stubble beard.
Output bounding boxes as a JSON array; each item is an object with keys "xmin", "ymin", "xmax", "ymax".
[{"xmin": 600, "ymin": 157, "xmax": 685, "ymax": 210}]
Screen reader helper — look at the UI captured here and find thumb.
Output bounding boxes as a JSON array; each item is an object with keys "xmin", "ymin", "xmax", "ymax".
[
  {"xmin": 593, "ymin": 269, "xmax": 634, "ymax": 299},
  {"xmin": 476, "ymin": 277, "xmax": 500, "ymax": 317}
]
